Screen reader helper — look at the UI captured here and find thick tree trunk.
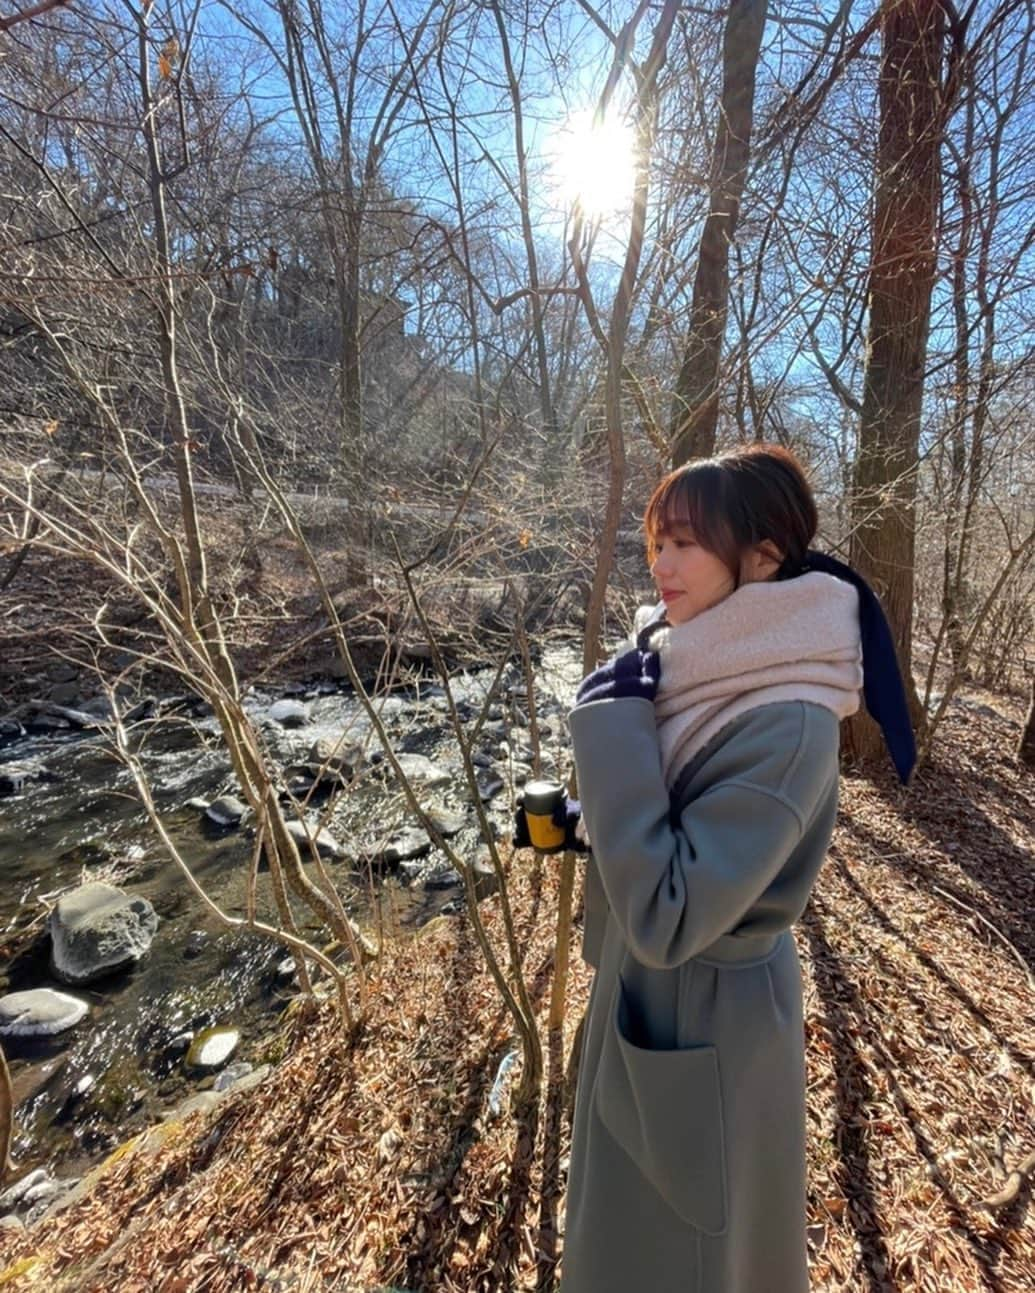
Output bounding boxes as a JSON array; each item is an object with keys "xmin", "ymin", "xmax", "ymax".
[
  {"xmin": 670, "ymin": 0, "xmax": 767, "ymax": 466},
  {"xmin": 846, "ymin": 0, "xmax": 944, "ymax": 765},
  {"xmin": 1019, "ymin": 672, "xmax": 1035, "ymax": 767}
]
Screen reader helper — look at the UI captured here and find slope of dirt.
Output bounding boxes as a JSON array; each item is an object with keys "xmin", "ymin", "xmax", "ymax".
[{"xmin": 1, "ymin": 705, "xmax": 1032, "ymax": 1292}]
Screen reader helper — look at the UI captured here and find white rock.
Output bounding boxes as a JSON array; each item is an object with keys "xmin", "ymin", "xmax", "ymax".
[
  {"xmin": 0, "ymin": 988, "xmax": 88, "ymax": 1037},
  {"xmin": 185, "ymin": 1026, "xmax": 240, "ymax": 1071}
]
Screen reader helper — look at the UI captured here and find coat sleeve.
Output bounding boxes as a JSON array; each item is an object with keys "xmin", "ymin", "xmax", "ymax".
[{"xmin": 568, "ymin": 697, "xmax": 835, "ymax": 970}]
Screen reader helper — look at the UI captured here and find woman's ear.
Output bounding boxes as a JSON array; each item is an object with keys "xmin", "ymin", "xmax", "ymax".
[{"xmin": 743, "ymin": 540, "xmax": 784, "ymax": 583}]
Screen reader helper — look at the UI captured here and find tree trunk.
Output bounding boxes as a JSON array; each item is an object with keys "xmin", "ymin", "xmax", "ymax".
[
  {"xmin": 670, "ymin": 0, "xmax": 768, "ymax": 466},
  {"xmin": 846, "ymin": 0, "xmax": 944, "ymax": 764},
  {"xmin": 1019, "ymin": 671, "xmax": 1035, "ymax": 768}
]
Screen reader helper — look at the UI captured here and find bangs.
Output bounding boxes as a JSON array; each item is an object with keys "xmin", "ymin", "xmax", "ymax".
[{"xmin": 643, "ymin": 464, "xmax": 735, "ymax": 563}]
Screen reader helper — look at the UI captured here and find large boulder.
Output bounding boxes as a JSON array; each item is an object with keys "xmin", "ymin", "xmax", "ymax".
[
  {"xmin": 48, "ymin": 882, "xmax": 159, "ymax": 984},
  {"xmin": 0, "ymin": 988, "xmax": 88, "ymax": 1037}
]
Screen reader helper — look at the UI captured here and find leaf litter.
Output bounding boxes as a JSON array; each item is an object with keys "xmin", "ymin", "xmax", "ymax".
[{"xmin": 1, "ymin": 705, "xmax": 1032, "ymax": 1290}]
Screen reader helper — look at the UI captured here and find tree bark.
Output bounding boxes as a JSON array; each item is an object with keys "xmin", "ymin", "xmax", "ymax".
[
  {"xmin": 670, "ymin": 0, "xmax": 768, "ymax": 466},
  {"xmin": 846, "ymin": 0, "xmax": 945, "ymax": 763}
]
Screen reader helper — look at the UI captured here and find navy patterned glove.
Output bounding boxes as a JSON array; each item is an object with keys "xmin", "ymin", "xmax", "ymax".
[{"xmin": 575, "ymin": 647, "xmax": 660, "ymax": 707}]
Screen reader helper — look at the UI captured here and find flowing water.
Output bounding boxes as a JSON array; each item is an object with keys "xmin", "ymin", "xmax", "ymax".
[{"xmin": 0, "ymin": 645, "xmax": 582, "ymax": 1185}]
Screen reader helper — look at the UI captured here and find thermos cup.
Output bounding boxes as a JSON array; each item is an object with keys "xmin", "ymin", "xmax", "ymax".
[{"xmin": 521, "ymin": 779, "xmax": 566, "ymax": 853}]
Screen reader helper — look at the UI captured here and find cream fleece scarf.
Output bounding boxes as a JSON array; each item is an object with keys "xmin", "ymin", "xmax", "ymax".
[{"xmin": 635, "ymin": 572, "xmax": 863, "ymax": 788}]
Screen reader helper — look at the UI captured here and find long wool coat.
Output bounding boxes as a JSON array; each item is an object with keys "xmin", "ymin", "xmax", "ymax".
[{"xmin": 561, "ymin": 698, "xmax": 841, "ymax": 1293}]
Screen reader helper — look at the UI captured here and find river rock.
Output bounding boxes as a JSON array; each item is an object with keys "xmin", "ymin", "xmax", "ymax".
[
  {"xmin": 0, "ymin": 1168, "xmax": 52, "ymax": 1213},
  {"xmin": 423, "ymin": 863, "xmax": 463, "ymax": 890},
  {"xmin": 205, "ymin": 795, "xmax": 248, "ymax": 827},
  {"xmin": 270, "ymin": 699, "xmax": 309, "ymax": 728},
  {"xmin": 307, "ymin": 735, "xmax": 364, "ymax": 779},
  {"xmin": 476, "ymin": 771, "xmax": 504, "ymax": 801},
  {"xmin": 45, "ymin": 704, "xmax": 107, "ymax": 729},
  {"xmin": 381, "ymin": 828, "xmax": 431, "ymax": 865},
  {"xmin": 425, "ymin": 806, "xmax": 467, "ymax": 837},
  {"xmin": 394, "ymin": 753, "xmax": 452, "ymax": 789},
  {"xmin": 48, "ymin": 882, "xmax": 159, "ymax": 984},
  {"xmin": 185, "ymin": 1026, "xmax": 240, "ymax": 1071},
  {"xmin": 0, "ymin": 988, "xmax": 89, "ymax": 1037},
  {"xmin": 0, "ymin": 759, "xmax": 44, "ymax": 795},
  {"xmin": 213, "ymin": 1060, "xmax": 253, "ymax": 1092},
  {"xmin": 285, "ymin": 819, "xmax": 346, "ymax": 860}
]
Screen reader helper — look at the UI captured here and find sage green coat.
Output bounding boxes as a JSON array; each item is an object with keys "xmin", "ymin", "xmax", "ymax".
[{"xmin": 561, "ymin": 698, "xmax": 841, "ymax": 1293}]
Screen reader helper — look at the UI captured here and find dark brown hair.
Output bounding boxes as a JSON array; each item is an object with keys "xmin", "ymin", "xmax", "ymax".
[{"xmin": 643, "ymin": 444, "xmax": 818, "ymax": 583}]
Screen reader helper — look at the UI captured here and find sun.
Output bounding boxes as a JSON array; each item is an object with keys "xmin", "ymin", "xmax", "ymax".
[{"xmin": 550, "ymin": 109, "xmax": 637, "ymax": 217}]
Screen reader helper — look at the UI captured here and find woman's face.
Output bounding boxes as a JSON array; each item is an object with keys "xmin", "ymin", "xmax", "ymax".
[
  {"xmin": 650, "ymin": 525, "xmax": 735, "ymax": 625},
  {"xmin": 650, "ymin": 526, "xmax": 781, "ymax": 625}
]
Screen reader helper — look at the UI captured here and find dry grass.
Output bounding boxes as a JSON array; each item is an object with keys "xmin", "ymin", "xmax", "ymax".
[{"xmin": 1, "ymin": 708, "xmax": 1033, "ymax": 1291}]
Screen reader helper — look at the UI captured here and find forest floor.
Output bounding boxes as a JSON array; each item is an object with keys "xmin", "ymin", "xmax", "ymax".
[{"xmin": 1, "ymin": 699, "xmax": 1032, "ymax": 1292}]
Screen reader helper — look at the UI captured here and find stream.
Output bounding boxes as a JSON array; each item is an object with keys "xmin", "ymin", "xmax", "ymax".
[{"xmin": 0, "ymin": 644, "xmax": 583, "ymax": 1198}]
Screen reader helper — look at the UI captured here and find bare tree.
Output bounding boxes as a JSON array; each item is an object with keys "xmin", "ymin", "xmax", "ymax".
[
  {"xmin": 669, "ymin": 0, "xmax": 768, "ymax": 464},
  {"xmin": 845, "ymin": 0, "xmax": 948, "ymax": 762}
]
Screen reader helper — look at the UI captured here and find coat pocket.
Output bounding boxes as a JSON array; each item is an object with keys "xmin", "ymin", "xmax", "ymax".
[{"xmin": 595, "ymin": 982, "xmax": 728, "ymax": 1237}]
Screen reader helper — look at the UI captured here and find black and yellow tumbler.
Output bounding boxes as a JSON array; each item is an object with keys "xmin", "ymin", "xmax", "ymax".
[{"xmin": 521, "ymin": 779, "xmax": 566, "ymax": 854}]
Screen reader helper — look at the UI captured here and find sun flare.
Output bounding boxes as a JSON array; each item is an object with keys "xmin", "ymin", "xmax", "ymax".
[{"xmin": 551, "ymin": 110, "xmax": 637, "ymax": 217}]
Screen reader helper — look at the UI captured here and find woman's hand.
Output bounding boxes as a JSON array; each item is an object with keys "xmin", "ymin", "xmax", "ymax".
[
  {"xmin": 575, "ymin": 647, "xmax": 660, "ymax": 707},
  {"xmin": 512, "ymin": 795, "xmax": 589, "ymax": 853}
]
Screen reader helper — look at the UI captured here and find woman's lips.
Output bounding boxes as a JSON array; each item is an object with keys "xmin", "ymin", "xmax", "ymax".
[{"xmin": 660, "ymin": 589, "xmax": 682, "ymax": 603}]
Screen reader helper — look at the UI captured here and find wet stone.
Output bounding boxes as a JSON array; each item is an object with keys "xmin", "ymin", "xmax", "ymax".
[
  {"xmin": 185, "ymin": 1026, "xmax": 240, "ymax": 1072},
  {"xmin": 476, "ymin": 771, "xmax": 504, "ymax": 801},
  {"xmin": 423, "ymin": 863, "xmax": 463, "ymax": 891},
  {"xmin": 165, "ymin": 1031, "xmax": 194, "ymax": 1059},
  {"xmin": 270, "ymin": 699, "xmax": 310, "ymax": 728},
  {"xmin": 285, "ymin": 819, "xmax": 346, "ymax": 860},
  {"xmin": 424, "ymin": 806, "xmax": 467, "ymax": 837},
  {"xmin": 49, "ymin": 882, "xmax": 159, "ymax": 984},
  {"xmin": 205, "ymin": 795, "xmax": 248, "ymax": 828},
  {"xmin": 0, "ymin": 988, "xmax": 89, "ymax": 1037},
  {"xmin": 381, "ymin": 828, "xmax": 431, "ymax": 865},
  {"xmin": 0, "ymin": 760, "xmax": 44, "ymax": 795},
  {"xmin": 213, "ymin": 1060, "xmax": 253, "ymax": 1092},
  {"xmin": 394, "ymin": 753, "xmax": 452, "ymax": 790},
  {"xmin": 306, "ymin": 735, "xmax": 364, "ymax": 778}
]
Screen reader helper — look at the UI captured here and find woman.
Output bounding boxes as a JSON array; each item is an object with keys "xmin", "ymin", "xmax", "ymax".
[{"xmin": 560, "ymin": 444, "xmax": 914, "ymax": 1293}]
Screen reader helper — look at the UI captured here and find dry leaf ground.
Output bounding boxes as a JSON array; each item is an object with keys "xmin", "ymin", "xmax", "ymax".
[{"xmin": 1, "ymin": 703, "xmax": 1032, "ymax": 1292}]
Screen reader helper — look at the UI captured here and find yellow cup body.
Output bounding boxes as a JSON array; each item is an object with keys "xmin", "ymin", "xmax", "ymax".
[{"xmin": 526, "ymin": 811, "xmax": 565, "ymax": 852}]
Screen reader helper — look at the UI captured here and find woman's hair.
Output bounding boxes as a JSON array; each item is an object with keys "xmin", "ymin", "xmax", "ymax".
[{"xmin": 643, "ymin": 443, "xmax": 818, "ymax": 582}]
